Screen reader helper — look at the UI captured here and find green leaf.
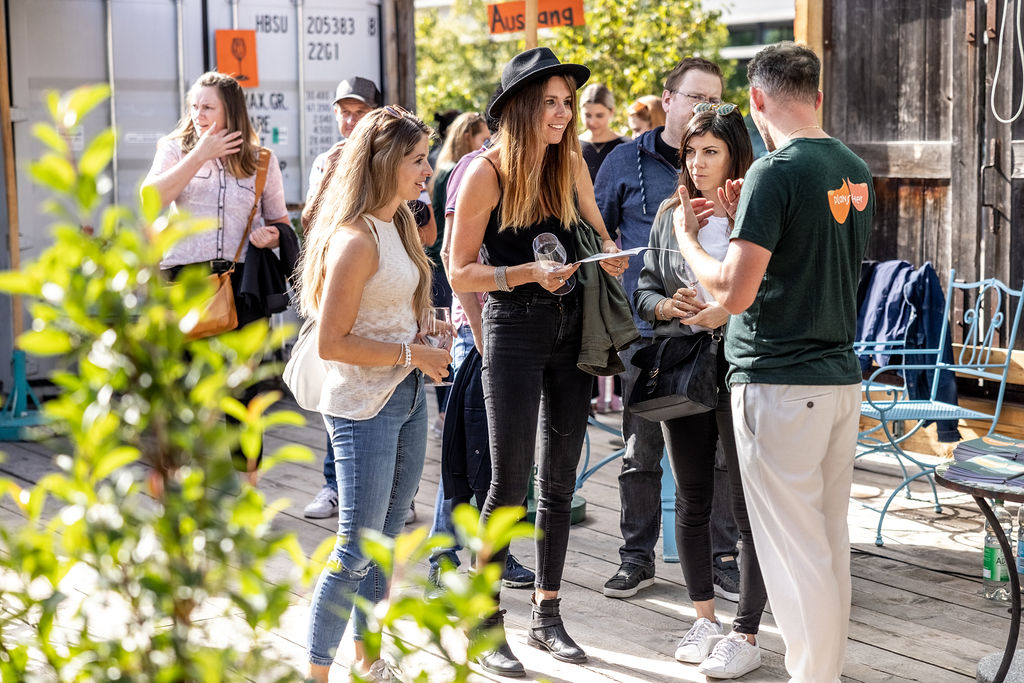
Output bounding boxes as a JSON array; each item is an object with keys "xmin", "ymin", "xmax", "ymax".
[
  {"xmin": 32, "ymin": 123, "xmax": 69, "ymax": 155},
  {"xmin": 139, "ymin": 184, "xmax": 162, "ymax": 224},
  {"xmin": 17, "ymin": 329, "xmax": 73, "ymax": 355},
  {"xmin": 91, "ymin": 446, "xmax": 139, "ymax": 482},
  {"xmin": 79, "ymin": 128, "xmax": 116, "ymax": 177},
  {"xmin": 28, "ymin": 154, "xmax": 76, "ymax": 193},
  {"xmin": 0, "ymin": 271, "xmax": 39, "ymax": 295},
  {"xmin": 62, "ymin": 84, "xmax": 111, "ymax": 129}
]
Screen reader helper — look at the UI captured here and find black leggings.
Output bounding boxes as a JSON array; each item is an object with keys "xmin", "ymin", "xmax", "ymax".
[{"xmin": 661, "ymin": 370, "xmax": 768, "ymax": 635}]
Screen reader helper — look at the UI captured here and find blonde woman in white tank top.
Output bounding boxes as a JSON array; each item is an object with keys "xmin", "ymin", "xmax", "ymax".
[{"xmin": 297, "ymin": 106, "xmax": 451, "ymax": 683}]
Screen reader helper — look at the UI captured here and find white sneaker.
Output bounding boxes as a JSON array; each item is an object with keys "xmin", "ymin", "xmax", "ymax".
[
  {"xmin": 365, "ymin": 658, "xmax": 395, "ymax": 682},
  {"xmin": 698, "ymin": 632, "xmax": 762, "ymax": 679},
  {"xmin": 303, "ymin": 485, "xmax": 338, "ymax": 519},
  {"xmin": 674, "ymin": 617, "xmax": 723, "ymax": 663}
]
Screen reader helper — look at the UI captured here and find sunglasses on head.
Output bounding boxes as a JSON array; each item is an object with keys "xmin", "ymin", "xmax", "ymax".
[
  {"xmin": 383, "ymin": 104, "xmax": 414, "ymax": 120},
  {"xmin": 693, "ymin": 101, "xmax": 737, "ymax": 116}
]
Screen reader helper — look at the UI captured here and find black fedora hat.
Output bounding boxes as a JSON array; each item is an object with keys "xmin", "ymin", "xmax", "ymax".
[{"xmin": 487, "ymin": 48, "xmax": 590, "ymax": 120}]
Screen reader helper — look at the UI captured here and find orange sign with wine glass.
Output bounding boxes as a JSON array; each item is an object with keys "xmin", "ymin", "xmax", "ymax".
[{"xmin": 215, "ymin": 30, "xmax": 259, "ymax": 88}]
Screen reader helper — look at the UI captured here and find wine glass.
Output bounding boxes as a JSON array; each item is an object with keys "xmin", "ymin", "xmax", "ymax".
[
  {"xmin": 231, "ymin": 38, "xmax": 249, "ymax": 80},
  {"xmin": 420, "ymin": 306, "xmax": 453, "ymax": 386},
  {"xmin": 532, "ymin": 232, "xmax": 574, "ymax": 295}
]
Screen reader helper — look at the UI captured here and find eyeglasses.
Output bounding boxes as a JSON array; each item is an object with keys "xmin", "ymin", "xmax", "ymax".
[
  {"xmin": 383, "ymin": 104, "xmax": 413, "ymax": 119},
  {"xmin": 693, "ymin": 101, "xmax": 737, "ymax": 116},
  {"xmin": 675, "ymin": 91, "xmax": 723, "ymax": 106}
]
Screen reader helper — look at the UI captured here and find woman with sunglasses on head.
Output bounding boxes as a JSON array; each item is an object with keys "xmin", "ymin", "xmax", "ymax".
[
  {"xmin": 299, "ymin": 105, "xmax": 452, "ymax": 683},
  {"xmin": 449, "ymin": 48, "xmax": 626, "ymax": 677},
  {"xmin": 633, "ymin": 102, "xmax": 767, "ymax": 679}
]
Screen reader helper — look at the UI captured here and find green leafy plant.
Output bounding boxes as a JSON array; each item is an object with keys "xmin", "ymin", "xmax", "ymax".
[
  {"xmin": 0, "ymin": 84, "xmax": 316, "ymax": 682},
  {"xmin": 0, "ymin": 84, "xmax": 538, "ymax": 683},
  {"xmin": 358, "ymin": 504, "xmax": 534, "ymax": 683}
]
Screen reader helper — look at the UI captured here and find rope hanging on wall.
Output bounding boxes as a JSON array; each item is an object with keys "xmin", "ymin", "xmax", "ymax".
[{"xmin": 990, "ymin": 0, "xmax": 1024, "ymax": 123}]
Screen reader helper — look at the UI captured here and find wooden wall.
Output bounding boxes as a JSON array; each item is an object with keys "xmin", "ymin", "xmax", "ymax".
[{"xmin": 823, "ymin": 0, "xmax": 1024, "ymax": 348}]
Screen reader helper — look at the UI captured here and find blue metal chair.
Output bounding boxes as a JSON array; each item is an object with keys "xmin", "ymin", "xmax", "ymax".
[
  {"xmin": 576, "ymin": 416, "xmax": 679, "ymax": 562},
  {"xmin": 858, "ymin": 270, "xmax": 1024, "ymax": 545}
]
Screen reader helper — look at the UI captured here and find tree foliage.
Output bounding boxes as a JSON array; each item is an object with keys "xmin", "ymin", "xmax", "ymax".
[
  {"xmin": 415, "ymin": 0, "xmax": 732, "ymax": 129},
  {"xmin": 415, "ymin": 0, "xmax": 520, "ymax": 122}
]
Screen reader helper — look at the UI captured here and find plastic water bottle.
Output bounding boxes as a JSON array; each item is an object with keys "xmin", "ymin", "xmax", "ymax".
[
  {"xmin": 983, "ymin": 499, "xmax": 1011, "ymax": 601},
  {"xmin": 1016, "ymin": 504, "xmax": 1024, "ymax": 591}
]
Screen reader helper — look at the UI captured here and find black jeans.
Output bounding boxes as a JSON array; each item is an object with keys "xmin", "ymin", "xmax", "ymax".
[
  {"xmin": 480, "ymin": 290, "xmax": 592, "ymax": 592},
  {"xmin": 661, "ymin": 355, "xmax": 767, "ymax": 635},
  {"xmin": 618, "ymin": 339, "xmax": 739, "ymax": 569}
]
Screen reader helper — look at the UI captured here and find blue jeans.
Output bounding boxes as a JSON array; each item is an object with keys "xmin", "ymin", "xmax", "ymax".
[
  {"xmin": 480, "ymin": 291, "xmax": 591, "ymax": 592},
  {"xmin": 307, "ymin": 372, "xmax": 427, "ymax": 667},
  {"xmin": 429, "ymin": 324, "xmax": 478, "ymax": 570},
  {"xmin": 322, "ymin": 437, "xmax": 336, "ymax": 490}
]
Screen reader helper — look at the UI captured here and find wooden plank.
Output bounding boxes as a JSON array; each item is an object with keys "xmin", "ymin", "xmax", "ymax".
[
  {"xmin": 951, "ymin": 344, "xmax": 1024, "ymax": 385},
  {"xmin": 844, "ymin": 142, "xmax": 952, "ymax": 179}
]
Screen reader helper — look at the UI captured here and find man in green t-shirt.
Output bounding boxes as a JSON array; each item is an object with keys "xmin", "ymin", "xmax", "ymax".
[{"xmin": 674, "ymin": 42, "xmax": 874, "ymax": 683}]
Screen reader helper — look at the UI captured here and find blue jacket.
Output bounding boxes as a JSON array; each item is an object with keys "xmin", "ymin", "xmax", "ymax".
[
  {"xmin": 594, "ymin": 127, "xmax": 680, "ymax": 336},
  {"xmin": 856, "ymin": 260, "xmax": 961, "ymax": 442}
]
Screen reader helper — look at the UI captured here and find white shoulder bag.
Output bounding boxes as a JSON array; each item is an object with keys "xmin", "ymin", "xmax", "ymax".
[{"xmin": 283, "ymin": 318, "xmax": 327, "ymax": 411}]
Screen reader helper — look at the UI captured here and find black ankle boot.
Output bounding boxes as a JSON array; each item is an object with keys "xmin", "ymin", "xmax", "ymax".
[
  {"xmin": 474, "ymin": 609, "xmax": 525, "ymax": 677},
  {"xmin": 527, "ymin": 596, "xmax": 587, "ymax": 664}
]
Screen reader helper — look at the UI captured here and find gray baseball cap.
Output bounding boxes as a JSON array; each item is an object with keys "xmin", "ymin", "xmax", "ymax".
[{"xmin": 333, "ymin": 77, "xmax": 381, "ymax": 107}]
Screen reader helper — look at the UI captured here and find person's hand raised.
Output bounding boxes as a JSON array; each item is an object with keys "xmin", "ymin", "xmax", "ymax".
[
  {"xmin": 717, "ymin": 178, "xmax": 744, "ymax": 219},
  {"xmin": 192, "ymin": 120, "xmax": 243, "ymax": 164}
]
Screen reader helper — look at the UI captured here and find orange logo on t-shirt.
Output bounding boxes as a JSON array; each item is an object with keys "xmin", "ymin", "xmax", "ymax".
[{"xmin": 827, "ymin": 178, "xmax": 869, "ymax": 224}]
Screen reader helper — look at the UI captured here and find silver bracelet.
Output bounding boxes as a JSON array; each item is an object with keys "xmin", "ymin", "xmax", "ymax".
[
  {"xmin": 494, "ymin": 265, "xmax": 513, "ymax": 292},
  {"xmin": 403, "ymin": 342, "xmax": 412, "ymax": 368}
]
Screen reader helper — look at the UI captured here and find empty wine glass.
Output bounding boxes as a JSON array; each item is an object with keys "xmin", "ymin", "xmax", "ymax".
[
  {"xmin": 532, "ymin": 232, "xmax": 574, "ymax": 295},
  {"xmin": 231, "ymin": 38, "xmax": 249, "ymax": 80},
  {"xmin": 420, "ymin": 306, "xmax": 453, "ymax": 386}
]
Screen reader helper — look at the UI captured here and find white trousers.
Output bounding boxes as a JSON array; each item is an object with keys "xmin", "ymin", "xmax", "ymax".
[{"xmin": 731, "ymin": 383, "xmax": 861, "ymax": 683}]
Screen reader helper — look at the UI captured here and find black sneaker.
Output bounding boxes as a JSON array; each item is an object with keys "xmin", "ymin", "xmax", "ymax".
[
  {"xmin": 713, "ymin": 555, "xmax": 740, "ymax": 602},
  {"xmin": 603, "ymin": 562, "xmax": 655, "ymax": 598},
  {"xmin": 502, "ymin": 553, "xmax": 536, "ymax": 588}
]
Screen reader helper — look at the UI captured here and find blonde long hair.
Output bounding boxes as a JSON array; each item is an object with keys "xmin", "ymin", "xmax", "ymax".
[
  {"xmin": 498, "ymin": 75, "xmax": 581, "ymax": 230},
  {"xmin": 168, "ymin": 72, "xmax": 260, "ymax": 178},
  {"xmin": 298, "ymin": 108, "xmax": 433, "ymax": 320},
  {"xmin": 436, "ymin": 112, "xmax": 486, "ymax": 169}
]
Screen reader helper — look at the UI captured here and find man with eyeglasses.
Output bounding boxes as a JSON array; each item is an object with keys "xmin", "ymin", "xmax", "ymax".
[
  {"xmin": 594, "ymin": 57, "xmax": 741, "ymax": 603},
  {"xmin": 674, "ymin": 42, "xmax": 874, "ymax": 682}
]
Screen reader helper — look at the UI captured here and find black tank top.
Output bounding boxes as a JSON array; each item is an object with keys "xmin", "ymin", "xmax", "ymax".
[{"xmin": 479, "ymin": 157, "xmax": 578, "ymax": 296}]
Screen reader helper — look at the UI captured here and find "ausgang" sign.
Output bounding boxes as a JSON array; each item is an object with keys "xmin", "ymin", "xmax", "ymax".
[{"xmin": 488, "ymin": 0, "xmax": 585, "ymax": 34}]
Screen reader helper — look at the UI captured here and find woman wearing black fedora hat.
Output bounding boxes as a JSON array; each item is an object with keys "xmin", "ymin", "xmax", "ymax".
[{"xmin": 449, "ymin": 47, "xmax": 627, "ymax": 677}]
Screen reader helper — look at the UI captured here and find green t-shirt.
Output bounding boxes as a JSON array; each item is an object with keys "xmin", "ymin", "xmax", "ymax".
[{"xmin": 726, "ymin": 137, "xmax": 874, "ymax": 386}]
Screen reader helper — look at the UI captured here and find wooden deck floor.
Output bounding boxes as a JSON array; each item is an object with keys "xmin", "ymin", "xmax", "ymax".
[{"xmin": 0, "ymin": 396, "xmax": 1012, "ymax": 682}]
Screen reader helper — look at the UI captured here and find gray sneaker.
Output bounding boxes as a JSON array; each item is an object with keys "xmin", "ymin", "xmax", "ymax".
[
  {"xmin": 713, "ymin": 555, "xmax": 740, "ymax": 602},
  {"xmin": 303, "ymin": 485, "xmax": 338, "ymax": 519}
]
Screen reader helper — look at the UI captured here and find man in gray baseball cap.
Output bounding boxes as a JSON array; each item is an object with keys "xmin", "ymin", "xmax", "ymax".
[{"xmin": 303, "ymin": 76, "xmax": 382, "ymax": 223}]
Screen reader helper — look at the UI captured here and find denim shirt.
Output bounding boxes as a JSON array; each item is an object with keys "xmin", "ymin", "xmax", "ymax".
[{"xmin": 594, "ymin": 127, "xmax": 680, "ymax": 336}]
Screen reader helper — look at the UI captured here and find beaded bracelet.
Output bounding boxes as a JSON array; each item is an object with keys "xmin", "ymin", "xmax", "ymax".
[{"xmin": 403, "ymin": 342, "xmax": 412, "ymax": 368}]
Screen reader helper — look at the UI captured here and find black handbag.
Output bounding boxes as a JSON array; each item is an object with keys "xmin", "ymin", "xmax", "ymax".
[{"xmin": 627, "ymin": 331, "xmax": 721, "ymax": 422}]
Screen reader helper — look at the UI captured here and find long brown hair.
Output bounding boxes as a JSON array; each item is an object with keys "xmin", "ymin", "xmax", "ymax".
[
  {"xmin": 497, "ymin": 75, "xmax": 581, "ymax": 230},
  {"xmin": 168, "ymin": 72, "xmax": 260, "ymax": 178},
  {"xmin": 298, "ymin": 108, "xmax": 433, "ymax": 321},
  {"xmin": 656, "ymin": 107, "xmax": 754, "ymax": 222}
]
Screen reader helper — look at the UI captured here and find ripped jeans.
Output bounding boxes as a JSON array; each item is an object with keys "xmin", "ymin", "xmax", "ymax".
[{"xmin": 306, "ymin": 371, "xmax": 427, "ymax": 667}]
